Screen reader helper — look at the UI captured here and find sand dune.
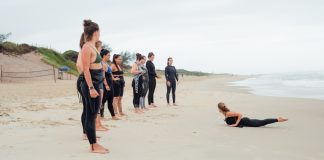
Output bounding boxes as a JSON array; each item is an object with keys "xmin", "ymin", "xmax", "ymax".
[{"xmin": 0, "ymin": 75, "xmax": 324, "ymax": 160}]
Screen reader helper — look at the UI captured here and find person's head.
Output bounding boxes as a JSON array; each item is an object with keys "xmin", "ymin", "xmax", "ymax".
[
  {"xmin": 113, "ymin": 54, "xmax": 123, "ymax": 66},
  {"xmin": 140, "ymin": 56, "xmax": 147, "ymax": 65},
  {"xmin": 83, "ymin": 19, "xmax": 100, "ymax": 43},
  {"xmin": 148, "ymin": 52, "xmax": 155, "ymax": 61},
  {"xmin": 79, "ymin": 33, "xmax": 85, "ymax": 49},
  {"xmin": 136, "ymin": 53, "xmax": 142, "ymax": 62},
  {"xmin": 167, "ymin": 57, "xmax": 173, "ymax": 66},
  {"xmin": 100, "ymin": 49, "xmax": 111, "ymax": 62},
  {"xmin": 218, "ymin": 102, "xmax": 230, "ymax": 114},
  {"xmin": 135, "ymin": 53, "xmax": 145, "ymax": 64},
  {"xmin": 95, "ymin": 40, "xmax": 102, "ymax": 52}
]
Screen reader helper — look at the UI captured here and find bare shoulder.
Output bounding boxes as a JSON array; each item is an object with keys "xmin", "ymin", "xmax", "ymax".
[
  {"xmin": 111, "ymin": 63, "xmax": 117, "ymax": 70},
  {"xmin": 226, "ymin": 111, "xmax": 242, "ymax": 117},
  {"xmin": 81, "ymin": 44, "xmax": 92, "ymax": 55}
]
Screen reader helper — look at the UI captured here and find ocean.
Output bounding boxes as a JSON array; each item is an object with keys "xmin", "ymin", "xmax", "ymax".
[{"xmin": 231, "ymin": 71, "xmax": 324, "ymax": 101}]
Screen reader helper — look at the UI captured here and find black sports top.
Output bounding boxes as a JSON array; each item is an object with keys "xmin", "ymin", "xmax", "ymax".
[{"xmin": 225, "ymin": 117, "xmax": 238, "ymax": 125}]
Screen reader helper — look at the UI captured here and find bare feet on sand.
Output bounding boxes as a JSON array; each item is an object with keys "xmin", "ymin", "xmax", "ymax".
[
  {"xmin": 148, "ymin": 104, "xmax": 157, "ymax": 108},
  {"xmin": 278, "ymin": 117, "xmax": 288, "ymax": 122},
  {"xmin": 119, "ymin": 112, "xmax": 127, "ymax": 116},
  {"xmin": 112, "ymin": 116, "xmax": 120, "ymax": 120},
  {"xmin": 135, "ymin": 108, "xmax": 144, "ymax": 114},
  {"xmin": 90, "ymin": 143, "xmax": 109, "ymax": 154},
  {"xmin": 96, "ymin": 126, "xmax": 109, "ymax": 131}
]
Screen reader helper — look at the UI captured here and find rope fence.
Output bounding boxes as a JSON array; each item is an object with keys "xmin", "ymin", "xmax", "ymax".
[{"xmin": 0, "ymin": 65, "xmax": 56, "ymax": 83}]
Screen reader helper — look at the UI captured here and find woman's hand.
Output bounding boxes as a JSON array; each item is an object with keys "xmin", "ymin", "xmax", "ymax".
[
  {"xmin": 167, "ymin": 81, "xmax": 171, "ymax": 87},
  {"xmin": 105, "ymin": 85, "xmax": 110, "ymax": 91},
  {"xmin": 229, "ymin": 124, "xmax": 238, "ymax": 127},
  {"xmin": 90, "ymin": 89, "xmax": 99, "ymax": 98}
]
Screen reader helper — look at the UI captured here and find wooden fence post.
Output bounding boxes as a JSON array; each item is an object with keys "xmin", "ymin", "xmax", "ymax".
[{"xmin": 53, "ymin": 65, "xmax": 56, "ymax": 83}]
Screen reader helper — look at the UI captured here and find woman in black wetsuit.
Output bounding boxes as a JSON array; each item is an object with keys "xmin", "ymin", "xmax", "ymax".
[
  {"xmin": 146, "ymin": 52, "xmax": 160, "ymax": 107},
  {"xmin": 80, "ymin": 19, "xmax": 108, "ymax": 154},
  {"xmin": 111, "ymin": 54, "xmax": 126, "ymax": 116},
  {"xmin": 218, "ymin": 102, "xmax": 288, "ymax": 127},
  {"xmin": 100, "ymin": 49, "xmax": 120, "ymax": 120},
  {"xmin": 165, "ymin": 57, "xmax": 179, "ymax": 106},
  {"xmin": 131, "ymin": 53, "xmax": 145, "ymax": 114}
]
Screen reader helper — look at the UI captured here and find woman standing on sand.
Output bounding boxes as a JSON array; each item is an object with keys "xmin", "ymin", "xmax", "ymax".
[
  {"xmin": 140, "ymin": 56, "xmax": 149, "ymax": 110},
  {"xmin": 165, "ymin": 57, "xmax": 179, "ymax": 106},
  {"xmin": 218, "ymin": 102, "xmax": 288, "ymax": 127},
  {"xmin": 94, "ymin": 41, "xmax": 109, "ymax": 131},
  {"xmin": 146, "ymin": 52, "xmax": 160, "ymax": 108},
  {"xmin": 80, "ymin": 19, "xmax": 108, "ymax": 154},
  {"xmin": 111, "ymin": 54, "xmax": 126, "ymax": 116},
  {"xmin": 131, "ymin": 53, "xmax": 145, "ymax": 113},
  {"xmin": 100, "ymin": 49, "xmax": 119, "ymax": 120}
]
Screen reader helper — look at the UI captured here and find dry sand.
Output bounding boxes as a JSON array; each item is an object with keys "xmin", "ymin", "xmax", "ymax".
[{"xmin": 0, "ymin": 75, "xmax": 324, "ymax": 160}]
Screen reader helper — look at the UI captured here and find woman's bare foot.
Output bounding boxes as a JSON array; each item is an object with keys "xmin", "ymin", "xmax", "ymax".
[
  {"xmin": 96, "ymin": 126, "xmax": 109, "ymax": 131},
  {"xmin": 135, "ymin": 108, "xmax": 143, "ymax": 114},
  {"xmin": 101, "ymin": 117, "xmax": 109, "ymax": 121},
  {"xmin": 119, "ymin": 112, "xmax": 126, "ymax": 116},
  {"xmin": 167, "ymin": 103, "xmax": 171, "ymax": 106},
  {"xmin": 148, "ymin": 105, "xmax": 154, "ymax": 108},
  {"xmin": 173, "ymin": 103, "xmax": 178, "ymax": 106},
  {"xmin": 278, "ymin": 117, "xmax": 288, "ymax": 122},
  {"xmin": 112, "ymin": 116, "xmax": 120, "ymax": 120},
  {"xmin": 90, "ymin": 143, "xmax": 109, "ymax": 154},
  {"xmin": 152, "ymin": 104, "xmax": 158, "ymax": 107}
]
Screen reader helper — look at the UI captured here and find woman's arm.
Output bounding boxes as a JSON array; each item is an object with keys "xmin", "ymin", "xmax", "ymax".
[
  {"xmin": 165, "ymin": 66, "xmax": 169, "ymax": 81},
  {"xmin": 146, "ymin": 61, "xmax": 157, "ymax": 77},
  {"xmin": 175, "ymin": 66, "xmax": 179, "ymax": 82},
  {"xmin": 102, "ymin": 64, "xmax": 110, "ymax": 90},
  {"xmin": 131, "ymin": 63, "xmax": 142, "ymax": 75}
]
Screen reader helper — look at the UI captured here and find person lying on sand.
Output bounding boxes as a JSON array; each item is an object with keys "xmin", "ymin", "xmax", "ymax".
[{"xmin": 218, "ymin": 102, "xmax": 288, "ymax": 128}]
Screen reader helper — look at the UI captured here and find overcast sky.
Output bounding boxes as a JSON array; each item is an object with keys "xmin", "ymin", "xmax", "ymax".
[{"xmin": 1, "ymin": 0, "xmax": 324, "ymax": 74}]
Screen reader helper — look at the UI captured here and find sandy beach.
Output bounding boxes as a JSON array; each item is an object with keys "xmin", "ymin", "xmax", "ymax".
[{"xmin": 1, "ymin": 75, "xmax": 324, "ymax": 160}]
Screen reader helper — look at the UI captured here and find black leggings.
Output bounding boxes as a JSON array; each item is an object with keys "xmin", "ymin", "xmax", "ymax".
[
  {"xmin": 100, "ymin": 88, "xmax": 115, "ymax": 117},
  {"xmin": 81, "ymin": 74, "xmax": 102, "ymax": 144},
  {"xmin": 132, "ymin": 79, "xmax": 142, "ymax": 108},
  {"xmin": 77, "ymin": 75, "xmax": 86, "ymax": 134},
  {"xmin": 239, "ymin": 117, "xmax": 278, "ymax": 127},
  {"xmin": 166, "ymin": 81, "xmax": 176, "ymax": 104},
  {"xmin": 148, "ymin": 78, "xmax": 156, "ymax": 105}
]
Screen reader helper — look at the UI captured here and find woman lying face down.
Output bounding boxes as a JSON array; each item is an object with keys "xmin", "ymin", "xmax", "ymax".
[{"xmin": 218, "ymin": 102, "xmax": 288, "ymax": 128}]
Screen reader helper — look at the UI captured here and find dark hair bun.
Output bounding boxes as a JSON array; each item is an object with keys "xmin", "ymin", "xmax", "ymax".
[{"xmin": 83, "ymin": 20, "xmax": 92, "ymax": 27}]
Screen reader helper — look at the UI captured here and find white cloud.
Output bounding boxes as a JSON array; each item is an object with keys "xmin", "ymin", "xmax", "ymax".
[{"xmin": 1, "ymin": 0, "xmax": 324, "ymax": 74}]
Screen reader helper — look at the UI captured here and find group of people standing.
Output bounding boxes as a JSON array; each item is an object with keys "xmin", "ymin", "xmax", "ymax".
[{"xmin": 76, "ymin": 19, "xmax": 180, "ymax": 154}]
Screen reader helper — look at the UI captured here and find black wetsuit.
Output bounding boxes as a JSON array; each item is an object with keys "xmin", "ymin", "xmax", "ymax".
[
  {"xmin": 165, "ymin": 65, "xmax": 178, "ymax": 104},
  {"xmin": 81, "ymin": 69, "xmax": 104, "ymax": 144},
  {"xmin": 77, "ymin": 73, "xmax": 86, "ymax": 134},
  {"xmin": 132, "ymin": 69, "xmax": 143, "ymax": 108},
  {"xmin": 112, "ymin": 70, "xmax": 125, "ymax": 97},
  {"xmin": 146, "ymin": 60, "xmax": 157, "ymax": 105},
  {"xmin": 225, "ymin": 116, "xmax": 278, "ymax": 127},
  {"xmin": 100, "ymin": 66, "xmax": 115, "ymax": 117}
]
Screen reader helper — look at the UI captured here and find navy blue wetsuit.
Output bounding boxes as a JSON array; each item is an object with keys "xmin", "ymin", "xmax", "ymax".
[{"xmin": 165, "ymin": 65, "xmax": 178, "ymax": 104}]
